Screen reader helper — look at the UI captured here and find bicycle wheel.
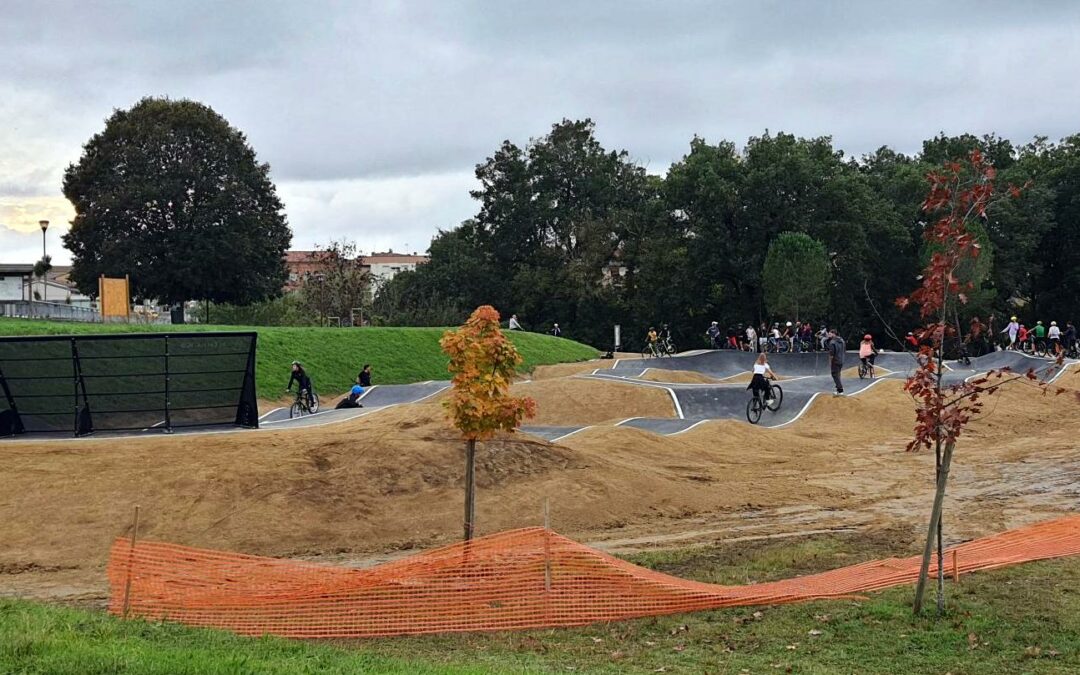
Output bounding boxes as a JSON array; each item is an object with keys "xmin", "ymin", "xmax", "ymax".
[
  {"xmin": 1035, "ymin": 341, "xmax": 1047, "ymax": 358},
  {"xmin": 641, "ymin": 347, "xmax": 652, "ymax": 359},
  {"xmin": 289, "ymin": 401, "xmax": 303, "ymax": 419},
  {"xmin": 746, "ymin": 397, "xmax": 763, "ymax": 424},
  {"xmin": 766, "ymin": 384, "xmax": 783, "ymax": 411},
  {"xmin": 309, "ymin": 392, "xmax": 320, "ymax": 414},
  {"xmin": 858, "ymin": 363, "xmax": 867, "ymax": 380}
]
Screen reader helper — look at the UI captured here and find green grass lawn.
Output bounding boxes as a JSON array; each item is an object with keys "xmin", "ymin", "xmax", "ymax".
[
  {"xmin": 0, "ymin": 319, "xmax": 598, "ymax": 399},
  {"xmin": 3, "ymin": 531, "xmax": 1077, "ymax": 674}
]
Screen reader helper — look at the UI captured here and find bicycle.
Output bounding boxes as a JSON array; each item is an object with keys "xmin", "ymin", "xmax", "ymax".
[
  {"xmin": 642, "ymin": 342, "xmax": 660, "ymax": 359},
  {"xmin": 858, "ymin": 358, "xmax": 875, "ymax": 380},
  {"xmin": 289, "ymin": 387, "xmax": 321, "ymax": 418},
  {"xmin": 746, "ymin": 380, "xmax": 783, "ymax": 424}
]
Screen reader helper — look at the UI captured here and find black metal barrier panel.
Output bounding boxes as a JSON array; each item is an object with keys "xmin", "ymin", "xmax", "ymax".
[{"xmin": 0, "ymin": 332, "xmax": 259, "ymax": 437}]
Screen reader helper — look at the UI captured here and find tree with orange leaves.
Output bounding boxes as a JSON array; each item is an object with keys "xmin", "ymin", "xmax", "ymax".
[
  {"xmin": 897, "ymin": 150, "xmax": 1068, "ymax": 614},
  {"xmin": 441, "ymin": 305, "xmax": 536, "ymax": 540}
]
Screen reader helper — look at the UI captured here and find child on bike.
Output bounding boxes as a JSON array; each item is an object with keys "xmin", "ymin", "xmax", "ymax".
[
  {"xmin": 287, "ymin": 361, "xmax": 314, "ymax": 407},
  {"xmin": 646, "ymin": 327, "xmax": 659, "ymax": 354},
  {"xmin": 748, "ymin": 353, "xmax": 777, "ymax": 402},
  {"xmin": 859, "ymin": 334, "xmax": 877, "ymax": 368}
]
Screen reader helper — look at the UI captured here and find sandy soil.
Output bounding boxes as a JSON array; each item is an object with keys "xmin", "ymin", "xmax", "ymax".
[
  {"xmin": 530, "ymin": 359, "xmax": 614, "ymax": 380},
  {"xmin": 2, "ymin": 369, "xmax": 1079, "ymax": 606},
  {"xmin": 512, "ymin": 378, "xmax": 675, "ymax": 425},
  {"xmin": 638, "ymin": 369, "xmax": 721, "ymax": 384}
]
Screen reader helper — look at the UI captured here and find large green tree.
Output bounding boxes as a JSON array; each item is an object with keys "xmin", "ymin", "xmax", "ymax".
[
  {"xmin": 62, "ymin": 97, "xmax": 291, "ymax": 305},
  {"xmin": 762, "ymin": 232, "xmax": 831, "ymax": 321}
]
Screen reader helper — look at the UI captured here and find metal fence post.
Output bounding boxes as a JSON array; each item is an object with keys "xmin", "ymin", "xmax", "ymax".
[{"xmin": 163, "ymin": 335, "xmax": 173, "ymax": 433}]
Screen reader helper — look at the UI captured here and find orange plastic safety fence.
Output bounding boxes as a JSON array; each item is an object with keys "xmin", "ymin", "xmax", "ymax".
[{"xmin": 107, "ymin": 515, "xmax": 1080, "ymax": 638}]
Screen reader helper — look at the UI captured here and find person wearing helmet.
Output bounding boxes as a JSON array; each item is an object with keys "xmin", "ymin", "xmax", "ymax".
[
  {"xmin": 335, "ymin": 375, "xmax": 366, "ymax": 409},
  {"xmin": 769, "ymin": 323, "xmax": 782, "ymax": 351},
  {"xmin": 287, "ymin": 361, "xmax": 314, "ymax": 408},
  {"xmin": 859, "ymin": 334, "xmax": 877, "ymax": 370},
  {"xmin": 1001, "ymin": 316, "xmax": 1019, "ymax": 350},
  {"xmin": 1048, "ymin": 320, "xmax": 1062, "ymax": 354},
  {"xmin": 705, "ymin": 321, "xmax": 721, "ymax": 349},
  {"xmin": 904, "ymin": 331, "xmax": 919, "ymax": 350}
]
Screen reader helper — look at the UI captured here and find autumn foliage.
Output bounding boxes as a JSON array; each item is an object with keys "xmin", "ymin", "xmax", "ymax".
[
  {"xmin": 898, "ymin": 150, "xmax": 1036, "ymax": 452},
  {"xmin": 441, "ymin": 305, "xmax": 536, "ymax": 440}
]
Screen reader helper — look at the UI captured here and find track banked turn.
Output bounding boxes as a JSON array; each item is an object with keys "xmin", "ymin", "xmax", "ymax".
[{"xmin": 521, "ymin": 349, "xmax": 1070, "ymax": 441}]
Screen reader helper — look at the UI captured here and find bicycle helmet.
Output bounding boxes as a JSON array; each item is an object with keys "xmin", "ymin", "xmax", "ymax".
[
  {"xmin": 863, "ymin": 334, "xmax": 872, "ymax": 340},
  {"xmin": 1037, "ymin": 320, "xmax": 1043, "ymax": 325},
  {"xmin": 1052, "ymin": 321, "xmax": 1058, "ymax": 326},
  {"xmin": 786, "ymin": 321, "xmax": 792, "ymax": 327},
  {"xmin": 291, "ymin": 360, "xmax": 301, "ymax": 366},
  {"xmin": 1011, "ymin": 316, "xmax": 1017, "ymax": 321}
]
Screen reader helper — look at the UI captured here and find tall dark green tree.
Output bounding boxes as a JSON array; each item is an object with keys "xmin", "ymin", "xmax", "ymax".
[
  {"xmin": 62, "ymin": 97, "xmax": 292, "ymax": 305},
  {"xmin": 762, "ymin": 232, "xmax": 831, "ymax": 320}
]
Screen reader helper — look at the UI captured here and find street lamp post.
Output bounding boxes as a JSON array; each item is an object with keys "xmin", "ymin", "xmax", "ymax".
[{"xmin": 39, "ymin": 220, "xmax": 49, "ymax": 303}]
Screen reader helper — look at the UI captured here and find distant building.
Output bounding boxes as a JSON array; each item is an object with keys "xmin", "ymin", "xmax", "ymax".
[
  {"xmin": 0, "ymin": 264, "xmax": 92, "ymax": 306},
  {"xmin": 0, "ymin": 264, "xmax": 34, "ymax": 301},
  {"xmin": 282, "ymin": 249, "xmax": 429, "ymax": 297},
  {"xmin": 363, "ymin": 250, "xmax": 429, "ymax": 291}
]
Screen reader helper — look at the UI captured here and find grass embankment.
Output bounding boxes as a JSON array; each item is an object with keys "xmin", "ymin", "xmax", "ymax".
[
  {"xmin": 2, "ymin": 532, "xmax": 1077, "ymax": 673},
  {"xmin": 0, "ymin": 319, "xmax": 598, "ymax": 400}
]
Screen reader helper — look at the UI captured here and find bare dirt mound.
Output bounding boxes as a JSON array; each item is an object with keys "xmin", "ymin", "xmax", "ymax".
[
  {"xmin": 638, "ymin": 369, "xmax": 721, "ymax": 384},
  {"xmin": 531, "ymin": 359, "xmax": 613, "ymax": 380},
  {"xmin": 512, "ymin": 378, "xmax": 675, "ymax": 424}
]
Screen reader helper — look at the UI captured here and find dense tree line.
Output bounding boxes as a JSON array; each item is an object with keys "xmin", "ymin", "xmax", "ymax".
[{"xmin": 374, "ymin": 119, "xmax": 1072, "ymax": 350}]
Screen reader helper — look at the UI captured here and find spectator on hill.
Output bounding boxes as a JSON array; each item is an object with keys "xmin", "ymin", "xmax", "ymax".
[
  {"xmin": 359, "ymin": 364, "xmax": 372, "ymax": 388},
  {"xmin": 508, "ymin": 314, "xmax": 523, "ymax": 331},
  {"xmin": 826, "ymin": 328, "xmax": 845, "ymax": 396},
  {"xmin": 551, "ymin": 323, "xmax": 562, "ymax": 337}
]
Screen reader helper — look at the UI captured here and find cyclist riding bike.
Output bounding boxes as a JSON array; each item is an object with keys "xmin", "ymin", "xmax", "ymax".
[
  {"xmin": 646, "ymin": 327, "xmax": 660, "ymax": 355},
  {"xmin": 705, "ymin": 321, "xmax": 722, "ymax": 349},
  {"xmin": 859, "ymin": 334, "xmax": 877, "ymax": 376},
  {"xmin": 748, "ymin": 353, "xmax": 778, "ymax": 402},
  {"xmin": 287, "ymin": 361, "xmax": 315, "ymax": 409}
]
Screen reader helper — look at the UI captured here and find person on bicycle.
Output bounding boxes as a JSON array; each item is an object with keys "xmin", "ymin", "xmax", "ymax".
[
  {"xmin": 1033, "ymin": 320, "xmax": 1047, "ymax": 350},
  {"xmin": 859, "ymin": 334, "xmax": 877, "ymax": 369},
  {"xmin": 905, "ymin": 331, "xmax": 919, "ymax": 350},
  {"xmin": 745, "ymin": 324, "xmax": 758, "ymax": 353},
  {"xmin": 748, "ymin": 352, "xmax": 777, "ymax": 402},
  {"xmin": 287, "ymin": 361, "xmax": 314, "ymax": 407},
  {"xmin": 1048, "ymin": 320, "xmax": 1062, "ymax": 354},
  {"xmin": 646, "ymin": 327, "xmax": 659, "ymax": 354},
  {"xmin": 1001, "ymin": 316, "xmax": 1019, "ymax": 349},
  {"xmin": 1017, "ymin": 323, "xmax": 1029, "ymax": 350},
  {"xmin": 1065, "ymin": 321, "xmax": 1077, "ymax": 352},
  {"xmin": 769, "ymin": 323, "xmax": 782, "ymax": 351},
  {"xmin": 705, "ymin": 321, "xmax": 721, "ymax": 349}
]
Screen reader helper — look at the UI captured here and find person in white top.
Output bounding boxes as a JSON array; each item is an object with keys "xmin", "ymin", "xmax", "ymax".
[
  {"xmin": 1049, "ymin": 320, "xmax": 1062, "ymax": 354},
  {"xmin": 748, "ymin": 353, "xmax": 778, "ymax": 401},
  {"xmin": 508, "ymin": 314, "xmax": 522, "ymax": 331},
  {"xmin": 1001, "ymin": 316, "xmax": 1019, "ymax": 349},
  {"xmin": 745, "ymin": 325, "xmax": 758, "ymax": 352}
]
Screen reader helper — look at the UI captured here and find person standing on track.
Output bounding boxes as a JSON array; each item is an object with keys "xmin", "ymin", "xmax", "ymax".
[
  {"xmin": 1065, "ymin": 321, "xmax": 1077, "ymax": 352},
  {"xmin": 745, "ymin": 324, "xmax": 758, "ymax": 353},
  {"xmin": 1049, "ymin": 321, "xmax": 1062, "ymax": 354},
  {"xmin": 826, "ymin": 328, "xmax": 845, "ymax": 396},
  {"xmin": 1001, "ymin": 316, "xmax": 1019, "ymax": 350}
]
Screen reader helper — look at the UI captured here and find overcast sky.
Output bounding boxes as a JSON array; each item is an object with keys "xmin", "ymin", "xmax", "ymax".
[{"xmin": 3, "ymin": 1, "xmax": 1079, "ymax": 264}]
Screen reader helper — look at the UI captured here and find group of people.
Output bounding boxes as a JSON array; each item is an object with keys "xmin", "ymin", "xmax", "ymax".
[
  {"xmin": 993, "ymin": 316, "xmax": 1076, "ymax": 354},
  {"xmin": 287, "ymin": 361, "xmax": 374, "ymax": 411},
  {"xmin": 705, "ymin": 320, "xmax": 833, "ymax": 353},
  {"xmin": 748, "ymin": 327, "xmax": 858, "ymax": 399}
]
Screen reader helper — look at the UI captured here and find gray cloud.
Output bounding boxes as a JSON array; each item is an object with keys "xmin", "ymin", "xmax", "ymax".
[{"xmin": 2, "ymin": 0, "xmax": 1080, "ymax": 264}]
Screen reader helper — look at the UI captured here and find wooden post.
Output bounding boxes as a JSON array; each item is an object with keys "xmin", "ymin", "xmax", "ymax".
[
  {"xmin": 124, "ymin": 275, "xmax": 131, "ymax": 321},
  {"xmin": 543, "ymin": 498, "xmax": 552, "ymax": 593},
  {"xmin": 952, "ymin": 550, "xmax": 959, "ymax": 583},
  {"xmin": 121, "ymin": 505, "xmax": 141, "ymax": 619},
  {"xmin": 463, "ymin": 439, "xmax": 476, "ymax": 541}
]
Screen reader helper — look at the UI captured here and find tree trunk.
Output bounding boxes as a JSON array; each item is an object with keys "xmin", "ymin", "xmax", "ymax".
[
  {"xmin": 463, "ymin": 439, "xmax": 477, "ymax": 541},
  {"xmin": 913, "ymin": 439, "xmax": 955, "ymax": 614}
]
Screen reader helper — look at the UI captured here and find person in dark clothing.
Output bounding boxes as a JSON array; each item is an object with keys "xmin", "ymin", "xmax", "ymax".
[
  {"xmin": 1065, "ymin": 322, "xmax": 1077, "ymax": 352},
  {"xmin": 335, "ymin": 378, "xmax": 365, "ymax": 409},
  {"xmin": 826, "ymin": 328, "xmax": 845, "ymax": 395},
  {"xmin": 359, "ymin": 364, "xmax": 372, "ymax": 388},
  {"xmin": 287, "ymin": 361, "xmax": 314, "ymax": 407}
]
